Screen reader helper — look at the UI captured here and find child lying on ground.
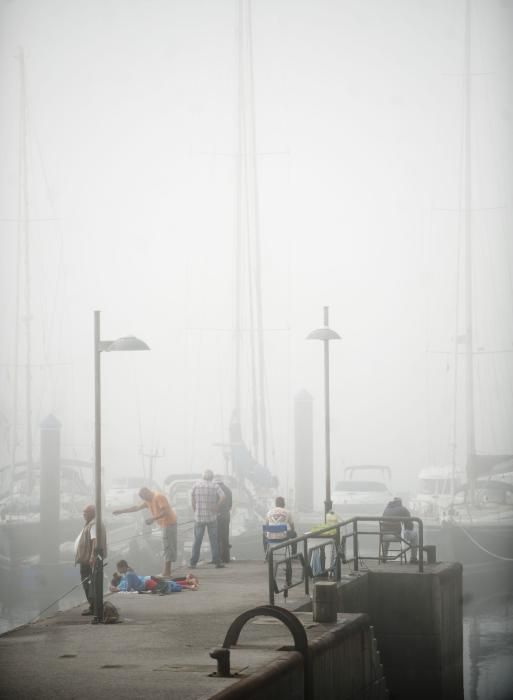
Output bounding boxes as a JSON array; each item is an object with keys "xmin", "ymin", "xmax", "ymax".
[
  {"xmin": 171, "ymin": 574, "xmax": 199, "ymax": 590},
  {"xmin": 109, "ymin": 560, "xmax": 198, "ymax": 593}
]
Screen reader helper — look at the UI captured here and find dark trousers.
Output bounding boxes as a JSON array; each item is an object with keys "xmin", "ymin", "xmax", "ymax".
[
  {"xmin": 79, "ymin": 563, "xmax": 94, "ymax": 609},
  {"xmin": 217, "ymin": 514, "xmax": 231, "ymax": 563}
]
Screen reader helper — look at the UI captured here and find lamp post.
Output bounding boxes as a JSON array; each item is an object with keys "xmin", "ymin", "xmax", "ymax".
[
  {"xmin": 307, "ymin": 306, "xmax": 340, "ymax": 520},
  {"xmin": 93, "ymin": 310, "xmax": 149, "ymax": 623}
]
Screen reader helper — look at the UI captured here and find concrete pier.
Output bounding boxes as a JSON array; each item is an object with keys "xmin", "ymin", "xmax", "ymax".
[
  {"xmin": 0, "ymin": 559, "xmax": 462, "ymax": 700},
  {"xmin": 337, "ymin": 562, "xmax": 464, "ymax": 699}
]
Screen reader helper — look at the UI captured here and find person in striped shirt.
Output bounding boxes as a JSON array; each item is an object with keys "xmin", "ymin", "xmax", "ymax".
[{"xmin": 190, "ymin": 469, "xmax": 226, "ymax": 569}]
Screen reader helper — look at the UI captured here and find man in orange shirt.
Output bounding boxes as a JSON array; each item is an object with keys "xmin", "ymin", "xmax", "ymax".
[{"xmin": 113, "ymin": 487, "xmax": 177, "ymax": 577}]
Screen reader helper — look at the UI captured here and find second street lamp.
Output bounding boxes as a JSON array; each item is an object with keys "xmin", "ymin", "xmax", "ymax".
[
  {"xmin": 307, "ymin": 306, "xmax": 341, "ymax": 521},
  {"xmin": 93, "ymin": 310, "xmax": 150, "ymax": 623}
]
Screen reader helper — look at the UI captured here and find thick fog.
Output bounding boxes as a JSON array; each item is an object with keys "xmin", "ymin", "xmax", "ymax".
[{"xmin": 1, "ymin": 0, "xmax": 512, "ymax": 504}]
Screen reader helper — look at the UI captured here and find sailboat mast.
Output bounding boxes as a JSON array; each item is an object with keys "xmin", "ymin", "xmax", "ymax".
[
  {"xmin": 13, "ymin": 49, "xmax": 34, "ymax": 490},
  {"xmin": 464, "ymin": 0, "xmax": 476, "ymax": 488},
  {"xmin": 235, "ymin": 0, "xmax": 268, "ymax": 466},
  {"xmin": 234, "ymin": 1, "xmax": 245, "ymax": 422},
  {"xmin": 21, "ymin": 51, "xmax": 33, "ymax": 476},
  {"xmin": 246, "ymin": 3, "xmax": 268, "ymax": 469}
]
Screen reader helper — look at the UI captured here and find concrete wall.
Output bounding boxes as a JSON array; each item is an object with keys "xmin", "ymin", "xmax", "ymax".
[
  {"xmin": 208, "ymin": 653, "xmax": 304, "ymax": 700},
  {"xmin": 337, "ymin": 563, "xmax": 463, "ymax": 700},
  {"xmin": 307, "ymin": 615, "xmax": 387, "ymax": 700},
  {"xmin": 209, "ymin": 563, "xmax": 462, "ymax": 700},
  {"xmin": 337, "ymin": 572, "xmax": 369, "ymax": 612},
  {"xmin": 208, "ymin": 613, "xmax": 387, "ymax": 700}
]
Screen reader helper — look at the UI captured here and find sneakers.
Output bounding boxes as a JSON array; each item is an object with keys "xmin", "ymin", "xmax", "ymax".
[
  {"xmin": 215, "ymin": 563, "xmax": 225, "ymax": 569},
  {"xmin": 81, "ymin": 608, "xmax": 93, "ymax": 616}
]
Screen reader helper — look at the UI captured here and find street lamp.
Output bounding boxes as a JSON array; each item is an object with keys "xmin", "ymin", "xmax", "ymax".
[
  {"xmin": 93, "ymin": 310, "xmax": 150, "ymax": 623},
  {"xmin": 307, "ymin": 306, "xmax": 341, "ymax": 521}
]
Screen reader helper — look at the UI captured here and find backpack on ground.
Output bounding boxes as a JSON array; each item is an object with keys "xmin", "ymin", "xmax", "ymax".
[{"xmin": 102, "ymin": 600, "xmax": 120, "ymax": 623}]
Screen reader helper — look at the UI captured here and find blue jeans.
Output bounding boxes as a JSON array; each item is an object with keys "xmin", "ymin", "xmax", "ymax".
[
  {"xmin": 190, "ymin": 520, "xmax": 220, "ymax": 565},
  {"xmin": 125, "ymin": 571, "xmax": 145, "ymax": 592}
]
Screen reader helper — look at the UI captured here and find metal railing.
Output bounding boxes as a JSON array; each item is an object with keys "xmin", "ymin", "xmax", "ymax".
[{"xmin": 267, "ymin": 516, "xmax": 424, "ymax": 605}]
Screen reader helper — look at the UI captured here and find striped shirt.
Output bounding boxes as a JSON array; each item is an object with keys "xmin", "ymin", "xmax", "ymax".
[{"xmin": 191, "ymin": 479, "xmax": 224, "ymax": 523}]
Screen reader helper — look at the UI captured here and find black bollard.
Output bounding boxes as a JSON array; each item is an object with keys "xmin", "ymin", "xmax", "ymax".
[
  {"xmin": 210, "ymin": 647, "xmax": 231, "ymax": 677},
  {"xmin": 423, "ymin": 545, "xmax": 437, "ymax": 564}
]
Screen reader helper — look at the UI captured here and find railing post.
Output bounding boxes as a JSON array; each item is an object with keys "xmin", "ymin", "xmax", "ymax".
[
  {"xmin": 334, "ymin": 524, "xmax": 341, "ymax": 581},
  {"xmin": 268, "ymin": 547, "xmax": 275, "ymax": 605},
  {"xmin": 303, "ymin": 537, "xmax": 309, "ymax": 596},
  {"xmin": 353, "ymin": 519, "xmax": 359, "ymax": 571},
  {"xmin": 417, "ymin": 518, "xmax": 424, "ymax": 573}
]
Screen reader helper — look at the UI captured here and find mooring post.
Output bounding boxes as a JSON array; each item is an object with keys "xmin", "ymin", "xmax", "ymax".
[{"xmin": 313, "ymin": 580, "xmax": 338, "ymax": 623}]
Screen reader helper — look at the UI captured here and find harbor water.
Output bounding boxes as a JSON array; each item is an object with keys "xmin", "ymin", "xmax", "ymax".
[{"xmin": 463, "ymin": 592, "xmax": 513, "ymax": 700}]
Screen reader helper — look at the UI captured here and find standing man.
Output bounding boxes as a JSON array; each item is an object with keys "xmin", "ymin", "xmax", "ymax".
[
  {"xmin": 190, "ymin": 469, "xmax": 226, "ymax": 568},
  {"xmin": 113, "ymin": 487, "xmax": 177, "ymax": 577},
  {"xmin": 75, "ymin": 504, "xmax": 107, "ymax": 616},
  {"xmin": 214, "ymin": 477, "xmax": 233, "ymax": 563},
  {"xmin": 381, "ymin": 497, "xmax": 419, "ymax": 563}
]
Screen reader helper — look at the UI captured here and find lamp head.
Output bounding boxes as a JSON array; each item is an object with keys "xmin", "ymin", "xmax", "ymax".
[
  {"xmin": 105, "ymin": 336, "xmax": 150, "ymax": 352},
  {"xmin": 306, "ymin": 328, "xmax": 341, "ymax": 341}
]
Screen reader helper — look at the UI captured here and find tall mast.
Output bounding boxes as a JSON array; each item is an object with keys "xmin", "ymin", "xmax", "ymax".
[
  {"xmin": 464, "ymin": 0, "xmax": 476, "ymax": 486},
  {"xmin": 234, "ymin": 3, "xmax": 243, "ymax": 421},
  {"xmin": 246, "ymin": 3, "xmax": 268, "ymax": 468},
  {"xmin": 235, "ymin": 0, "xmax": 268, "ymax": 466},
  {"xmin": 12, "ymin": 49, "xmax": 33, "ymax": 490}
]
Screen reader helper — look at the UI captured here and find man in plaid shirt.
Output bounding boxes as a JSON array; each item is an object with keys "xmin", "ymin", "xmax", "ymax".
[{"xmin": 190, "ymin": 469, "xmax": 226, "ymax": 568}]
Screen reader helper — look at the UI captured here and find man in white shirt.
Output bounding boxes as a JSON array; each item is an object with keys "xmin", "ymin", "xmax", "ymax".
[
  {"xmin": 264, "ymin": 496, "xmax": 296, "ymax": 585},
  {"xmin": 265, "ymin": 496, "xmax": 295, "ymax": 541},
  {"xmin": 74, "ymin": 504, "xmax": 106, "ymax": 616}
]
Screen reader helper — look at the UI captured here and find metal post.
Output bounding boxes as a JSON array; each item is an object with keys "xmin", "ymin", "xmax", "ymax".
[
  {"xmin": 323, "ymin": 307, "xmax": 332, "ymax": 518},
  {"xmin": 334, "ymin": 524, "xmax": 341, "ymax": 582},
  {"xmin": 268, "ymin": 548, "xmax": 275, "ymax": 606},
  {"xmin": 353, "ymin": 519, "xmax": 359, "ymax": 571},
  {"xmin": 418, "ymin": 519, "xmax": 424, "ymax": 573},
  {"xmin": 93, "ymin": 310, "xmax": 104, "ymax": 623},
  {"xmin": 303, "ymin": 538, "xmax": 309, "ymax": 597},
  {"xmin": 90, "ymin": 314, "xmax": 148, "ymax": 624},
  {"xmin": 306, "ymin": 309, "xmax": 340, "ymax": 524}
]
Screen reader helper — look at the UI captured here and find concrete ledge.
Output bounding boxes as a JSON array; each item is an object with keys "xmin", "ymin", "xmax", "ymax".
[
  {"xmin": 332, "ymin": 561, "xmax": 463, "ymax": 700},
  {"xmin": 207, "ymin": 652, "xmax": 303, "ymax": 700}
]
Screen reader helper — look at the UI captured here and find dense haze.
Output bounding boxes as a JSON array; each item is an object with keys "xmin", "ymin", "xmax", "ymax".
[{"xmin": 1, "ymin": 0, "xmax": 512, "ymax": 505}]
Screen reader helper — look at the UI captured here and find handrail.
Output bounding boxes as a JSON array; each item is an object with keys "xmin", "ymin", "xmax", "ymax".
[{"xmin": 267, "ymin": 515, "xmax": 425, "ymax": 605}]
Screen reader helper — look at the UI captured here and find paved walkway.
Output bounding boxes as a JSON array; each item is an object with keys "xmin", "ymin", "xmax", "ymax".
[{"xmin": 0, "ymin": 560, "xmax": 307, "ymax": 700}]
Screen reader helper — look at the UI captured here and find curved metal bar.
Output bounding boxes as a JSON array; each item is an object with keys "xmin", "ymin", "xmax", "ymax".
[{"xmin": 222, "ymin": 605, "xmax": 308, "ymax": 660}]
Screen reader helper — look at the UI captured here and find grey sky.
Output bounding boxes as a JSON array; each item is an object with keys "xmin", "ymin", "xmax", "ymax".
[{"xmin": 1, "ymin": 0, "xmax": 512, "ymax": 502}]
